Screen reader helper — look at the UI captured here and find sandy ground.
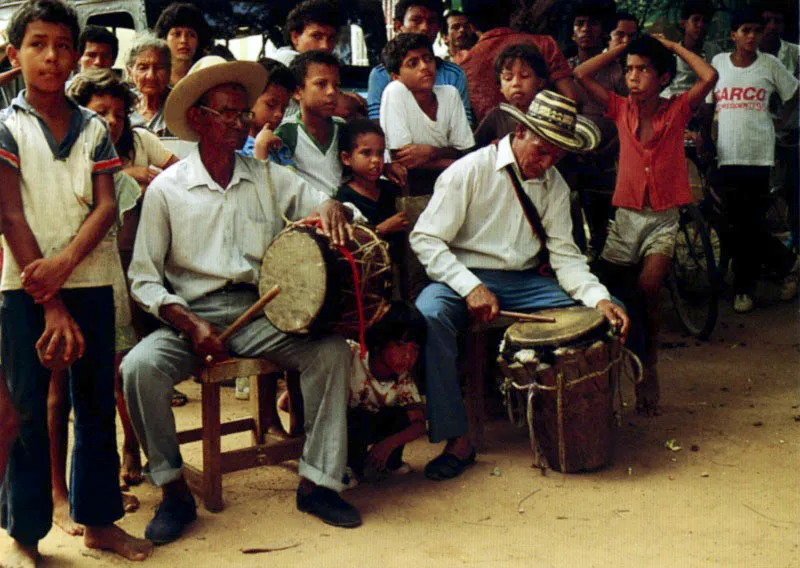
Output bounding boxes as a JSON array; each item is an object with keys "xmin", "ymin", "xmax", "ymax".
[{"xmin": 2, "ymin": 288, "xmax": 798, "ymax": 568}]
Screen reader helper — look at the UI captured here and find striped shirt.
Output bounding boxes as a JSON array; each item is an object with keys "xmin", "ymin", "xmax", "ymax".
[{"xmin": 0, "ymin": 91, "xmax": 122, "ymax": 290}]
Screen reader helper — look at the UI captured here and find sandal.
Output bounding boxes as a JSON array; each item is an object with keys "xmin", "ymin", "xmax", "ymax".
[
  {"xmin": 171, "ymin": 388, "xmax": 189, "ymax": 407},
  {"xmin": 424, "ymin": 449, "xmax": 477, "ymax": 481}
]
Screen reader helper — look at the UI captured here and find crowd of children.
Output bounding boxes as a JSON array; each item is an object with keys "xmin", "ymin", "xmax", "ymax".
[{"xmin": 0, "ymin": 0, "xmax": 798, "ymax": 563}]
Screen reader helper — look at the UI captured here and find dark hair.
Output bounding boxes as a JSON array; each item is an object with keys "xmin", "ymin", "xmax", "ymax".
[
  {"xmin": 67, "ymin": 68, "xmax": 138, "ymax": 159},
  {"xmin": 443, "ymin": 9, "xmax": 466, "ymax": 35},
  {"xmin": 282, "ymin": 0, "xmax": 342, "ymax": 47},
  {"xmin": 204, "ymin": 44, "xmax": 236, "ymax": 61},
  {"xmin": 153, "ymin": 2, "xmax": 211, "ymax": 57},
  {"xmin": 339, "ymin": 118, "xmax": 384, "ymax": 154},
  {"xmin": 614, "ymin": 11, "xmax": 639, "ymax": 28},
  {"xmin": 365, "ymin": 302, "xmax": 426, "ymax": 354},
  {"xmin": 393, "ymin": 0, "xmax": 443, "ymax": 23},
  {"xmin": 381, "ymin": 33, "xmax": 434, "ymax": 75},
  {"xmin": 573, "ymin": 1, "xmax": 613, "ymax": 26},
  {"xmin": 493, "ymin": 43, "xmax": 547, "ymax": 84},
  {"xmin": 730, "ymin": 7, "xmax": 762, "ymax": 32},
  {"xmin": 78, "ymin": 25, "xmax": 119, "ymax": 61},
  {"xmin": 681, "ymin": 0, "xmax": 714, "ymax": 21},
  {"xmin": 259, "ymin": 58, "xmax": 297, "ymax": 93},
  {"xmin": 461, "ymin": 0, "xmax": 512, "ymax": 32},
  {"xmin": 7, "ymin": 0, "xmax": 79, "ymax": 49},
  {"xmin": 624, "ymin": 35, "xmax": 677, "ymax": 85},
  {"xmin": 290, "ymin": 49, "xmax": 341, "ymax": 86}
]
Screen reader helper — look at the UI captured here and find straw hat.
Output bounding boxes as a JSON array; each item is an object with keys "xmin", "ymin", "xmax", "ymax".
[
  {"xmin": 164, "ymin": 55, "xmax": 268, "ymax": 141},
  {"xmin": 500, "ymin": 90, "xmax": 600, "ymax": 153}
]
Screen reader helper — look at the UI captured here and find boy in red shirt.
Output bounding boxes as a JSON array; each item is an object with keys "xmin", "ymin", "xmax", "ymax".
[{"xmin": 574, "ymin": 35, "xmax": 717, "ymax": 414}]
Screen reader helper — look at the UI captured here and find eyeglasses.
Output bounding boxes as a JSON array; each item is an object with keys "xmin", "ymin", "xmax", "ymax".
[{"xmin": 198, "ymin": 105, "xmax": 255, "ymax": 125}]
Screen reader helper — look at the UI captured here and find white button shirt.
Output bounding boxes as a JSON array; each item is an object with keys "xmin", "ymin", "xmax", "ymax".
[
  {"xmin": 129, "ymin": 148, "xmax": 334, "ymax": 317},
  {"xmin": 410, "ymin": 135, "xmax": 610, "ymax": 308}
]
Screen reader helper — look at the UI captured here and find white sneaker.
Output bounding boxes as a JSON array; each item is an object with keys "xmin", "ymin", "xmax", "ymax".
[
  {"xmin": 733, "ymin": 294, "xmax": 754, "ymax": 313},
  {"xmin": 234, "ymin": 377, "xmax": 250, "ymax": 400}
]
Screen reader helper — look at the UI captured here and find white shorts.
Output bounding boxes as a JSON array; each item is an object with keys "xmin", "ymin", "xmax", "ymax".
[{"xmin": 601, "ymin": 207, "xmax": 680, "ymax": 266}]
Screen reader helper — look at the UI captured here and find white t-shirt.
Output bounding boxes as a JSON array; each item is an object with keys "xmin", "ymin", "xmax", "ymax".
[
  {"xmin": 129, "ymin": 128, "xmax": 173, "ymax": 170},
  {"xmin": 379, "ymin": 81, "xmax": 474, "ymax": 155},
  {"xmin": 710, "ymin": 52, "xmax": 798, "ymax": 166}
]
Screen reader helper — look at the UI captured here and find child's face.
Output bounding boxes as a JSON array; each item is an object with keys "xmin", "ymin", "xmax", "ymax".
[
  {"xmin": 166, "ymin": 26, "xmax": 199, "ymax": 63},
  {"xmin": 291, "ymin": 22, "xmax": 338, "ymax": 54},
  {"xmin": 9, "ymin": 20, "xmax": 77, "ymax": 94},
  {"xmin": 609, "ymin": 19, "xmax": 638, "ymax": 49},
  {"xmin": 573, "ymin": 16, "xmax": 604, "ymax": 50},
  {"xmin": 296, "ymin": 63, "xmax": 339, "ymax": 118},
  {"xmin": 499, "ymin": 58, "xmax": 544, "ymax": 111},
  {"xmin": 379, "ymin": 339, "xmax": 419, "ymax": 376},
  {"xmin": 731, "ymin": 23, "xmax": 763, "ymax": 54},
  {"xmin": 251, "ymin": 84, "xmax": 291, "ymax": 131},
  {"xmin": 624, "ymin": 54, "xmax": 668, "ymax": 99},
  {"xmin": 79, "ymin": 41, "xmax": 115, "ymax": 72},
  {"xmin": 341, "ymin": 132, "xmax": 385, "ymax": 182},
  {"xmin": 393, "ymin": 47, "xmax": 436, "ymax": 93},
  {"xmin": 682, "ymin": 14, "xmax": 709, "ymax": 42},
  {"xmin": 86, "ymin": 93, "xmax": 125, "ymax": 145}
]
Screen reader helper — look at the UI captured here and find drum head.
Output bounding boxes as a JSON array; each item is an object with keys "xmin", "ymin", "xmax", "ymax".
[
  {"xmin": 505, "ymin": 306, "xmax": 605, "ymax": 347},
  {"xmin": 260, "ymin": 229, "xmax": 327, "ymax": 333}
]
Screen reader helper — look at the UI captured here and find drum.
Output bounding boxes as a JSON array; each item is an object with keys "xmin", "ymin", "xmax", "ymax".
[
  {"xmin": 497, "ymin": 306, "xmax": 634, "ymax": 473},
  {"xmin": 259, "ymin": 223, "xmax": 392, "ymax": 338}
]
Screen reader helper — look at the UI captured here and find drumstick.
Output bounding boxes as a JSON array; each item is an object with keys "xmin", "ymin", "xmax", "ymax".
[
  {"xmin": 204, "ymin": 285, "xmax": 281, "ymax": 363},
  {"xmin": 499, "ymin": 310, "xmax": 556, "ymax": 323}
]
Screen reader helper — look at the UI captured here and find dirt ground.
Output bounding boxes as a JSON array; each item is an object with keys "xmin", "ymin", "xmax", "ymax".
[{"xmin": 2, "ymin": 286, "xmax": 798, "ymax": 568}]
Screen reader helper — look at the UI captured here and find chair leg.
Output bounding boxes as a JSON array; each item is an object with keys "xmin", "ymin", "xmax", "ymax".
[
  {"xmin": 201, "ymin": 380, "xmax": 223, "ymax": 512},
  {"xmin": 286, "ymin": 371, "xmax": 304, "ymax": 437}
]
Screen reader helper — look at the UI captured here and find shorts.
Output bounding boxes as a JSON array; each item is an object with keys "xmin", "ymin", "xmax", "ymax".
[{"xmin": 600, "ymin": 207, "xmax": 679, "ymax": 266}]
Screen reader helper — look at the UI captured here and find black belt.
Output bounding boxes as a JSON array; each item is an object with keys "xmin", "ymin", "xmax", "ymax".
[{"xmin": 216, "ymin": 282, "xmax": 258, "ymax": 294}]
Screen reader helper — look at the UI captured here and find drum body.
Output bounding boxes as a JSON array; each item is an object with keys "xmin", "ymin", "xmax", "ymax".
[
  {"xmin": 259, "ymin": 224, "xmax": 391, "ymax": 338},
  {"xmin": 498, "ymin": 306, "xmax": 620, "ymax": 473}
]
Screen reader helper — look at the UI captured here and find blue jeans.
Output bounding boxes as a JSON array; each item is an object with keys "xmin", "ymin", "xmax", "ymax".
[
  {"xmin": 415, "ymin": 269, "xmax": 577, "ymax": 443},
  {"xmin": 1, "ymin": 288, "xmax": 123, "ymax": 545}
]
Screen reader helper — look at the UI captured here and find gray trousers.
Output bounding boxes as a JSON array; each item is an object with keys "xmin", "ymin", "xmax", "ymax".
[{"xmin": 120, "ymin": 289, "xmax": 350, "ymax": 491}]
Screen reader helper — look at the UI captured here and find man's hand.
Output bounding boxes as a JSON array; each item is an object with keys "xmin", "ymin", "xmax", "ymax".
[
  {"xmin": 0, "ymin": 67, "xmax": 22, "ymax": 88},
  {"xmin": 595, "ymin": 299, "xmax": 629, "ymax": 343},
  {"xmin": 392, "ymin": 144, "xmax": 436, "ymax": 169},
  {"xmin": 188, "ymin": 319, "xmax": 227, "ymax": 363},
  {"xmin": 21, "ymin": 254, "xmax": 75, "ymax": 303},
  {"xmin": 376, "ymin": 212, "xmax": 409, "ymax": 234},
  {"xmin": 466, "ymin": 284, "xmax": 499, "ymax": 323},
  {"xmin": 366, "ymin": 439, "xmax": 397, "ymax": 472},
  {"xmin": 37, "ymin": 298, "xmax": 85, "ymax": 367},
  {"xmin": 314, "ymin": 200, "xmax": 354, "ymax": 246},
  {"xmin": 384, "ymin": 162, "xmax": 408, "ymax": 188}
]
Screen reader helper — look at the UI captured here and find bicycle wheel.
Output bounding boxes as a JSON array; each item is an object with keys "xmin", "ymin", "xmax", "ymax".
[{"xmin": 668, "ymin": 204, "xmax": 720, "ymax": 340}]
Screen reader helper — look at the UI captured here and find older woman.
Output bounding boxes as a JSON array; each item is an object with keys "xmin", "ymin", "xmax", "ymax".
[
  {"xmin": 126, "ymin": 34, "xmax": 172, "ymax": 136},
  {"xmin": 154, "ymin": 2, "xmax": 210, "ymax": 87}
]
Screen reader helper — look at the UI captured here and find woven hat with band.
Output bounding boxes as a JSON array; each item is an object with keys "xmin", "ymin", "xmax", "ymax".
[
  {"xmin": 500, "ymin": 90, "xmax": 600, "ymax": 153},
  {"xmin": 164, "ymin": 55, "xmax": 268, "ymax": 142}
]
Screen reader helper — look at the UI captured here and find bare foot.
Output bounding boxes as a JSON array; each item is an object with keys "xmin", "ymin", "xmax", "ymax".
[
  {"xmin": 52, "ymin": 495, "xmax": 84, "ymax": 536},
  {"xmin": 122, "ymin": 492, "xmax": 140, "ymax": 513},
  {"xmin": 84, "ymin": 524, "xmax": 153, "ymax": 562},
  {"xmin": 635, "ymin": 366, "xmax": 661, "ymax": 417},
  {"xmin": 120, "ymin": 446, "xmax": 144, "ymax": 488},
  {"xmin": 2, "ymin": 540, "xmax": 37, "ymax": 568}
]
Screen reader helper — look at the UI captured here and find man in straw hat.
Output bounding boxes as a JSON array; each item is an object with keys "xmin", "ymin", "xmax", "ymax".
[
  {"xmin": 410, "ymin": 90, "xmax": 630, "ymax": 481},
  {"xmin": 121, "ymin": 56, "xmax": 363, "ymax": 543}
]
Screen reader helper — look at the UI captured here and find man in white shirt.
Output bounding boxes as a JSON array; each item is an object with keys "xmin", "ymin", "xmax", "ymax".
[
  {"xmin": 410, "ymin": 91, "xmax": 630, "ymax": 480},
  {"xmin": 122, "ymin": 57, "xmax": 363, "ymax": 544}
]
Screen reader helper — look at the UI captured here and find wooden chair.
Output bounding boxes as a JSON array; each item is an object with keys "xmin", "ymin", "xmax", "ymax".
[{"xmin": 176, "ymin": 357, "xmax": 305, "ymax": 512}]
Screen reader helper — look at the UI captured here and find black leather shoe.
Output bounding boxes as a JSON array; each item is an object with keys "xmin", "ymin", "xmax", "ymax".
[
  {"xmin": 296, "ymin": 485, "xmax": 362, "ymax": 528},
  {"xmin": 144, "ymin": 495, "xmax": 197, "ymax": 545}
]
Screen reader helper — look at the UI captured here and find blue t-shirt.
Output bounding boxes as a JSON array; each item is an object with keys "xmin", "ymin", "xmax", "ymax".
[{"xmin": 238, "ymin": 135, "xmax": 296, "ymax": 168}]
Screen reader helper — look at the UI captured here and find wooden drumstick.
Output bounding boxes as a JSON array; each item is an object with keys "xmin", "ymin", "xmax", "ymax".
[
  {"xmin": 205, "ymin": 285, "xmax": 281, "ymax": 364},
  {"xmin": 499, "ymin": 310, "xmax": 556, "ymax": 323}
]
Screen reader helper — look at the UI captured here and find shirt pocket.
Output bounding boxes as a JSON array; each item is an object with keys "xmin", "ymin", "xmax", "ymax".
[{"xmin": 70, "ymin": 138, "xmax": 95, "ymax": 210}]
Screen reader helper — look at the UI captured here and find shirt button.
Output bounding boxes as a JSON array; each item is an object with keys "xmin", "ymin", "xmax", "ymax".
[{"xmin": 645, "ymin": 167, "xmax": 649, "ymax": 172}]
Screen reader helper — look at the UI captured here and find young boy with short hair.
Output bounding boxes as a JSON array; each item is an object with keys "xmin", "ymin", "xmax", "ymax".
[
  {"xmin": 0, "ymin": 0, "xmax": 152, "ymax": 564},
  {"xmin": 473, "ymin": 43, "xmax": 547, "ymax": 148},
  {"xmin": 574, "ymin": 34, "xmax": 718, "ymax": 415},
  {"xmin": 708, "ymin": 8, "xmax": 799, "ymax": 311},
  {"xmin": 608, "ymin": 11, "xmax": 639, "ymax": 49},
  {"xmin": 379, "ymin": 33, "xmax": 475, "ymax": 173},
  {"xmin": 77, "ymin": 24, "xmax": 118, "ymax": 72},
  {"xmin": 273, "ymin": 0, "xmax": 341, "ymax": 67}
]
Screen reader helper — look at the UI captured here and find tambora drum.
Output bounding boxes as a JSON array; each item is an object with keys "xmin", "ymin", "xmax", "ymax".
[
  {"xmin": 497, "ymin": 306, "xmax": 640, "ymax": 473},
  {"xmin": 259, "ymin": 223, "xmax": 392, "ymax": 338}
]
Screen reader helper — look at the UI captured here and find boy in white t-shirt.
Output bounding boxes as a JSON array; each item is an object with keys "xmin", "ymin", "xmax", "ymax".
[
  {"xmin": 379, "ymin": 33, "xmax": 475, "ymax": 176},
  {"xmin": 707, "ymin": 7, "xmax": 799, "ymax": 312}
]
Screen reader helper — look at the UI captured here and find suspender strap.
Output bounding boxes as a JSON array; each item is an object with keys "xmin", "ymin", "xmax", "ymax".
[{"xmin": 504, "ymin": 164, "xmax": 548, "ymax": 248}]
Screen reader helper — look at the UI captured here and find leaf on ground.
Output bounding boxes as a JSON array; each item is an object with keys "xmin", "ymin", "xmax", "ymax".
[{"xmin": 665, "ymin": 439, "xmax": 682, "ymax": 452}]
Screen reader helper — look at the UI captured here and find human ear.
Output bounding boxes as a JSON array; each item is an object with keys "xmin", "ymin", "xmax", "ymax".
[
  {"xmin": 340, "ymin": 150, "xmax": 352, "ymax": 168},
  {"xmin": 290, "ymin": 30, "xmax": 301, "ymax": 50},
  {"xmin": 6, "ymin": 45, "xmax": 19, "ymax": 68},
  {"xmin": 659, "ymin": 72, "xmax": 671, "ymax": 88}
]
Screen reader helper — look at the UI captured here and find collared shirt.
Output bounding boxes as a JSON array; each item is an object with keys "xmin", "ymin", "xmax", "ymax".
[
  {"xmin": 607, "ymin": 91, "xmax": 694, "ymax": 211},
  {"xmin": 367, "ymin": 59, "xmax": 474, "ymax": 124},
  {"xmin": 661, "ymin": 40, "xmax": 722, "ymax": 99},
  {"xmin": 128, "ymin": 148, "xmax": 332, "ymax": 317},
  {"xmin": 459, "ymin": 29, "xmax": 573, "ymax": 123},
  {"xmin": 130, "ymin": 98, "xmax": 170, "ymax": 138},
  {"xmin": 0, "ymin": 91, "xmax": 122, "ymax": 291},
  {"xmin": 568, "ymin": 54, "xmax": 626, "ymax": 145},
  {"xmin": 410, "ymin": 135, "xmax": 610, "ymax": 308},
  {"xmin": 275, "ymin": 113, "xmax": 345, "ymax": 196}
]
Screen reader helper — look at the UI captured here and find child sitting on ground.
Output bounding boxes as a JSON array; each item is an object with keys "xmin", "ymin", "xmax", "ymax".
[
  {"xmin": 473, "ymin": 43, "xmax": 547, "ymax": 148},
  {"xmin": 573, "ymin": 34, "xmax": 718, "ymax": 416}
]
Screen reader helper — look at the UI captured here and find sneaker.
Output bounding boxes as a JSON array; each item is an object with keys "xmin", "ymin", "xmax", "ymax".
[
  {"xmin": 144, "ymin": 495, "xmax": 197, "ymax": 545},
  {"xmin": 296, "ymin": 485, "xmax": 362, "ymax": 528},
  {"xmin": 733, "ymin": 294, "xmax": 754, "ymax": 313},
  {"xmin": 235, "ymin": 377, "xmax": 250, "ymax": 400}
]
